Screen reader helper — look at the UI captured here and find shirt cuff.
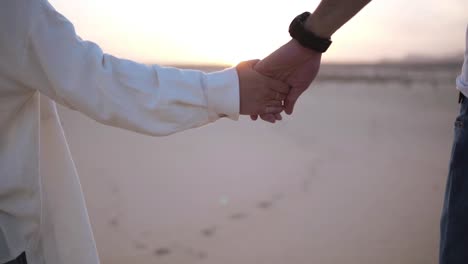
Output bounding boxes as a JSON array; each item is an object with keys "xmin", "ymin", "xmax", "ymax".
[{"xmin": 205, "ymin": 67, "xmax": 240, "ymax": 121}]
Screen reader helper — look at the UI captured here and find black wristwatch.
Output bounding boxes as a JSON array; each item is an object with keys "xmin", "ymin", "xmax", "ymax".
[{"xmin": 289, "ymin": 12, "xmax": 332, "ymax": 53}]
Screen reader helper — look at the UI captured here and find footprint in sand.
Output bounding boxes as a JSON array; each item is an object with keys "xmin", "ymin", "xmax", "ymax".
[
  {"xmin": 153, "ymin": 247, "xmax": 171, "ymax": 257},
  {"xmin": 201, "ymin": 226, "xmax": 216, "ymax": 237},
  {"xmin": 229, "ymin": 212, "xmax": 248, "ymax": 220},
  {"xmin": 197, "ymin": 251, "xmax": 208, "ymax": 259},
  {"xmin": 108, "ymin": 217, "xmax": 119, "ymax": 228},
  {"xmin": 185, "ymin": 247, "xmax": 208, "ymax": 260},
  {"xmin": 133, "ymin": 241, "xmax": 147, "ymax": 250},
  {"xmin": 272, "ymin": 193, "xmax": 284, "ymax": 201},
  {"xmin": 257, "ymin": 200, "xmax": 273, "ymax": 210}
]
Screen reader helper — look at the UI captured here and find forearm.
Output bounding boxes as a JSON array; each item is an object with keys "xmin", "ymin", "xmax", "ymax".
[
  {"xmin": 24, "ymin": 0, "xmax": 240, "ymax": 136},
  {"xmin": 305, "ymin": 0, "xmax": 372, "ymax": 38}
]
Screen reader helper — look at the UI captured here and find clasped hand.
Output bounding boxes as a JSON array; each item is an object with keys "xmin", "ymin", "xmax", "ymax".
[{"xmin": 237, "ymin": 39, "xmax": 321, "ymax": 123}]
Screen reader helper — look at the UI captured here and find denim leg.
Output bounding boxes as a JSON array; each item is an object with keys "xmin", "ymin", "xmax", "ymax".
[
  {"xmin": 3, "ymin": 253, "xmax": 26, "ymax": 264},
  {"xmin": 440, "ymin": 96, "xmax": 468, "ymax": 264}
]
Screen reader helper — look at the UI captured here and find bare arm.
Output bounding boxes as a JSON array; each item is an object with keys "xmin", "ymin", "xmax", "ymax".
[
  {"xmin": 306, "ymin": 0, "xmax": 372, "ymax": 38},
  {"xmin": 253, "ymin": 0, "xmax": 372, "ymax": 120}
]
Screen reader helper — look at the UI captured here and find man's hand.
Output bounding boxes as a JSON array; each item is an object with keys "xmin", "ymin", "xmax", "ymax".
[
  {"xmin": 236, "ymin": 60, "xmax": 289, "ymax": 118},
  {"xmin": 252, "ymin": 39, "xmax": 322, "ymax": 122}
]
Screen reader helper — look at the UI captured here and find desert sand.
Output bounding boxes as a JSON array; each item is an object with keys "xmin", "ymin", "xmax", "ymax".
[{"xmin": 58, "ymin": 63, "xmax": 460, "ymax": 264}]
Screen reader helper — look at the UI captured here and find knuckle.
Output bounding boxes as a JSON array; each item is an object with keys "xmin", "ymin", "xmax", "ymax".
[{"xmin": 279, "ymin": 83, "xmax": 288, "ymax": 91}]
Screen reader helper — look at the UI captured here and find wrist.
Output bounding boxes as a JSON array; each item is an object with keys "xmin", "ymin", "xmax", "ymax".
[{"xmin": 287, "ymin": 39, "xmax": 321, "ymax": 58}]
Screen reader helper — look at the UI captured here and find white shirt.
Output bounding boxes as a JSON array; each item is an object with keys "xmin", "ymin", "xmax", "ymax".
[
  {"xmin": 457, "ymin": 26, "xmax": 468, "ymax": 96},
  {"xmin": 0, "ymin": 0, "xmax": 239, "ymax": 263}
]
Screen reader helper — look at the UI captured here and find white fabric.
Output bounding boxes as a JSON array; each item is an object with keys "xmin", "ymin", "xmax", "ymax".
[
  {"xmin": 0, "ymin": 0, "xmax": 240, "ymax": 263},
  {"xmin": 457, "ymin": 25, "xmax": 468, "ymax": 96}
]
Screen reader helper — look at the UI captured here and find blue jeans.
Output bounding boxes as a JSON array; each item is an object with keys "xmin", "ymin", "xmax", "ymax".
[
  {"xmin": 3, "ymin": 253, "xmax": 26, "ymax": 264},
  {"xmin": 440, "ymin": 93, "xmax": 468, "ymax": 264}
]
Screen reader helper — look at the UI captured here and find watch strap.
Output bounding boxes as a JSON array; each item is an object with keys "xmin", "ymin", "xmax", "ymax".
[{"xmin": 289, "ymin": 12, "xmax": 332, "ymax": 53}]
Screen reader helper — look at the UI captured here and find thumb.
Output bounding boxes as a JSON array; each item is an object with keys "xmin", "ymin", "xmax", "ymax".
[
  {"xmin": 237, "ymin": 59, "xmax": 261, "ymax": 69},
  {"xmin": 284, "ymin": 87, "xmax": 304, "ymax": 115}
]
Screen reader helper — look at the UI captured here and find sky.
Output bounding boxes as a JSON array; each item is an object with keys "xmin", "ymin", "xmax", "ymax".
[{"xmin": 49, "ymin": 0, "xmax": 467, "ymax": 65}]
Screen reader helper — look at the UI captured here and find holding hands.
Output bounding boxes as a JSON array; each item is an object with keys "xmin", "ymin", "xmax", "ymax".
[
  {"xmin": 236, "ymin": 60, "xmax": 290, "ymax": 117},
  {"xmin": 253, "ymin": 39, "xmax": 322, "ymax": 122},
  {"xmin": 236, "ymin": 40, "xmax": 322, "ymax": 122},
  {"xmin": 243, "ymin": 11, "xmax": 330, "ymax": 123}
]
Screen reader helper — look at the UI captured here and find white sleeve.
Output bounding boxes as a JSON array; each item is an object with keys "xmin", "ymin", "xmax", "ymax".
[{"xmin": 22, "ymin": 0, "xmax": 239, "ymax": 136}]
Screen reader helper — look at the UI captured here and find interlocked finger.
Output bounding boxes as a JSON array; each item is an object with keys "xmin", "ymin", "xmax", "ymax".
[
  {"xmin": 270, "ymin": 90, "xmax": 287, "ymax": 101},
  {"xmin": 267, "ymin": 100, "xmax": 283, "ymax": 107},
  {"xmin": 264, "ymin": 106, "xmax": 284, "ymax": 115}
]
